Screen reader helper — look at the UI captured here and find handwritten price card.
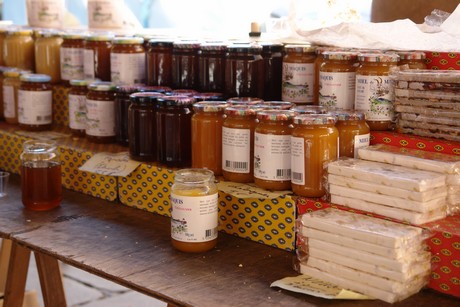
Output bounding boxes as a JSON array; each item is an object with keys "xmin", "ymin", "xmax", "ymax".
[{"xmin": 79, "ymin": 152, "xmax": 141, "ymax": 177}]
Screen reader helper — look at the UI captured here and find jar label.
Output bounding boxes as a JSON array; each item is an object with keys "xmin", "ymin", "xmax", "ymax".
[
  {"xmin": 27, "ymin": 0, "xmax": 64, "ymax": 28},
  {"xmin": 222, "ymin": 127, "xmax": 251, "ymax": 174},
  {"xmin": 290, "ymin": 136, "xmax": 305, "ymax": 185},
  {"xmin": 60, "ymin": 47, "xmax": 85, "ymax": 81},
  {"xmin": 3, "ymin": 85, "xmax": 15, "ymax": 118},
  {"xmin": 68, "ymin": 94, "xmax": 87, "ymax": 130},
  {"xmin": 110, "ymin": 52, "xmax": 146, "ymax": 85},
  {"xmin": 83, "ymin": 49, "xmax": 96, "ymax": 79},
  {"xmin": 282, "ymin": 63, "xmax": 315, "ymax": 103},
  {"xmin": 355, "ymin": 75, "xmax": 394, "ymax": 121},
  {"xmin": 254, "ymin": 132, "xmax": 291, "ymax": 181},
  {"xmin": 319, "ymin": 71, "xmax": 355, "ymax": 109},
  {"xmin": 18, "ymin": 90, "xmax": 52, "ymax": 125},
  {"xmin": 86, "ymin": 99, "xmax": 116, "ymax": 137},
  {"xmin": 171, "ymin": 193, "xmax": 218, "ymax": 243},
  {"xmin": 354, "ymin": 133, "xmax": 370, "ymax": 158}
]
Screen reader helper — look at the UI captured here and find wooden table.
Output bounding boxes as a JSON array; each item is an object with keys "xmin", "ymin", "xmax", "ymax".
[{"xmin": 0, "ymin": 175, "xmax": 458, "ymax": 307}]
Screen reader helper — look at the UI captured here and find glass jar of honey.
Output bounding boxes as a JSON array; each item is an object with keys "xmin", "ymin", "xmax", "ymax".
[
  {"xmin": 156, "ymin": 95, "xmax": 195, "ymax": 168},
  {"xmin": 68, "ymin": 79, "xmax": 94, "ymax": 137},
  {"xmin": 319, "ymin": 51, "xmax": 358, "ymax": 109},
  {"xmin": 83, "ymin": 32, "xmax": 114, "ymax": 81},
  {"xmin": 146, "ymin": 38, "xmax": 174, "ymax": 86},
  {"xmin": 396, "ymin": 51, "xmax": 427, "ymax": 69},
  {"xmin": 331, "ymin": 110, "xmax": 370, "ymax": 158},
  {"xmin": 34, "ymin": 30, "xmax": 63, "ymax": 84},
  {"xmin": 198, "ymin": 42, "xmax": 227, "ymax": 93},
  {"xmin": 355, "ymin": 53, "xmax": 399, "ymax": 131},
  {"xmin": 0, "ymin": 28, "xmax": 7, "ymax": 66},
  {"xmin": 85, "ymin": 81, "xmax": 117, "ymax": 143},
  {"xmin": 18, "ymin": 74, "xmax": 53, "ymax": 131},
  {"xmin": 282, "ymin": 44, "xmax": 316, "ymax": 104},
  {"xmin": 172, "ymin": 41, "xmax": 201, "ymax": 89},
  {"xmin": 60, "ymin": 32, "xmax": 87, "ymax": 85},
  {"xmin": 291, "ymin": 114, "xmax": 338, "ymax": 198},
  {"xmin": 171, "ymin": 168, "xmax": 218, "ymax": 253},
  {"xmin": 3, "ymin": 28, "xmax": 35, "ymax": 70},
  {"xmin": 110, "ymin": 37, "xmax": 146, "ymax": 85},
  {"xmin": 20, "ymin": 140, "xmax": 62, "ymax": 211},
  {"xmin": 313, "ymin": 47, "xmax": 342, "ymax": 104},
  {"xmin": 191, "ymin": 101, "xmax": 228, "ymax": 176},
  {"xmin": 2, "ymin": 69, "xmax": 23, "ymax": 124},
  {"xmin": 260, "ymin": 42, "xmax": 283, "ymax": 101},
  {"xmin": 222, "ymin": 106, "xmax": 258, "ymax": 183},
  {"xmin": 254, "ymin": 110, "xmax": 294, "ymax": 191}
]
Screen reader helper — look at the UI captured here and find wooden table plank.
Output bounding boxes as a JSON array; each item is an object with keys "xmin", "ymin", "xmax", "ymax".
[{"xmin": 3, "ymin": 243, "xmax": 30, "ymax": 307}]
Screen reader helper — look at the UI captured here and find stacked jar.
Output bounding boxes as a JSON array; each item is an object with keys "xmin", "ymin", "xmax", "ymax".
[
  {"xmin": 68, "ymin": 79, "xmax": 95, "ymax": 137},
  {"xmin": 60, "ymin": 31, "xmax": 87, "ymax": 85},
  {"xmin": 172, "ymin": 41, "xmax": 200, "ymax": 90},
  {"xmin": 260, "ymin": 42, "xmax": 283, "ymax": 101},
  {"xmin": 331, "ymin": 110, "xmax": 370, "ymax": 158},
  {"xmin": 34, "ymin": 29, "xmax": 63, "ymax": 84},
  {"xmin": 3, "ymin": 28, "xmax": 35, "ymax": 70},
  {"xmin": 146, "ymin": 38, "xmax": 174, "ymax": 86},
  {"xmin": 110, "ymin": 37, "xmax": 146, "ymax": 85},
  {"xmin": 2, "ymin": 68, "xmax": 24, "ymax": 124},
  {"xmin": 84, "ymin": 32, "xmax": 114, "ymax": 81},
  {"xmin": 198, "ymin": 42, "xmax": 227, "ymax": 93}
]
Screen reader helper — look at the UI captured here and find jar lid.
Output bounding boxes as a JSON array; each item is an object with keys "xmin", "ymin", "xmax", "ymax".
[
  {"xmin": 193, "ymin": 101, "xmax": 228, "ymax": 112},
  {"xmin": 224, "ymin": 106, "xmax": 258, "ymax": 116},
  {"xmin": 194, "ymin": 92, "xmax": 224, "ymax": 101},
  {"xmin": 130, "ymin": 92, "xmax": 163, "ymax": 104},
  {"xmin": 23, "ymin": 139, "xmax": 57, "ymax": 153},
  {"xmin": 70, "ymin": 79, "xmax": 100, "ymax": 87},
  {"xmin": 115, "ymin": 84, "xmax": 146, "ymax": 94},
  {"xmin": 173, "ymin": 40, "xmax": 201, "ymax": 49},
  {"xmin": 396, "ymin": 51, "xmax": 426, "ymax": 60},
  {"xmin": 174, "ymin": 168, "xmax": 215, "ymax": 184},
  {"xmin": 88, "ymin": 81, "xmax": 117, "ymax": 91},
  {"xmin": 323, "ymin": 51, "xmax": 359, "ymax": 61},
  {"xmin": 157, "ymin": 95, "xmax": 196, "ymax": 106},
  {"xmin": 293, "ymin": 114, "xmax": 336, "ymax": 125},
  {"xmin": 35, "ymin": 29, "xmax": 62, "ymax": 38},
  {"xmin": 259, "ymin": 42, "xmax": 284, "ymax": 53},
  {"xmin": 284, "ymin": 44, "xmax": 316, "ymax": 53},
  {"xmin": 62, "ymin": 31, "xmax": 88, "ymax": 40},
  {"xmin": 227, "ymin": 97, "xmax": 264, "ymax": 105},
  {"xmin": 147, "ymin": 38, "xmax": 174, "ymax": 47},
  {"xmin": 86, "ymin": 32, "xmax": 115, "ymax": 41},
  {"xmin": 330, "ymin": 110, "xmax": 365, "ymax": 121},
  {"xmin": 315, "ymin": 46, "xmax": 341, "ymax": 55},
  {"xmin": 3, "ymin": 68, "xmax": 23, "ymax": 78},
  {"xmin": 255, "ymin": 101, "xmax": 295, "ymax": 110},
  {"xmin": 20, "ymin": 74, "xmax": 51, "ymax": 83},
  {"xmin": 227, "ymin": 44, "xmax": 262, "ymax": 53},
  {"xmin": 8, "ymin": 28, "xmax": 33, "ymax": 36},
  {"xmin": 200, "ymin": 42, "xmax": 228, "ymax": 51},
  {"xmin": 290, "ymin": 105, "xmax": 329, "ymax": 114},
  {"xmin": 113, "ymin": 36, "xmax": 144, "ymax": 45},
  {"xmin": 256, "ymin": 110, "xmax": 295, "ymax": 121},
  {"xmin": 138, "ymin": 85, "xmax": 172, "ymax": 93},
  {"xmin": 358, "ymin": 53, "xmax": 399, "ymax": 63},
  {"xmin": 170, "ymin": 89, "xmax": 199, "ymax": 96}
]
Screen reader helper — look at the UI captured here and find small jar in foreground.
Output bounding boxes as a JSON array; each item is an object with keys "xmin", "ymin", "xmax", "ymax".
[{"xmin": 331, "ymin": 110, "xmax": 370, "ymax": 158}]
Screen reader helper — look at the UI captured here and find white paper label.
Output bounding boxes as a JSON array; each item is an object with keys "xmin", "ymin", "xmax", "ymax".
[
  {"xmin": 171, "ymin": 193, "xmax": 218, "ymax": 243},
  {"xmin": 291, "ymin": 136, "xmax": 305, "ymax": 185},
  {"xmin": 282, "ymin": 62, "xmax": 315, "ymax": 103},
  {"xmin": 110, "ymin": 52, "xmax": 146, "ymax": 85},
  {"xmin": 60, "ymin": 47, "xmax": 84, "ymax": 81},
  {"xmin": 3, "ymin": 85, "xmax": 15, "ymax": 118},
  {"xmin": 68, "ymin": 94, "xmax": 87, "ymax": 130},
  {"xmin": 18, "ymin": 90, "xmax": 52, "ymax": 125},
  {"xmin": 354, "ymin": 133, "xmax": 370, "ymax": 158},
  {"xmin": 85, "ymin": 99, "xmax": 115, "ymax": 137},
  {"xmin": 83, "ymin": 49, "xmax": 95, "ymax": 79},
  {"xmin": 254, "ymin": 132, "xmax": 291, "ymax": 181},
  {"xmin": 319, "ymin": 72, "xmax": 355, "ymax": 109},
  {"xmin": 222, "ymin": 127, "xmax": 251, "ymax": 174},
  {"xmin": 354, "ymin": 75, "xmax": 394, "ymax": 121}
]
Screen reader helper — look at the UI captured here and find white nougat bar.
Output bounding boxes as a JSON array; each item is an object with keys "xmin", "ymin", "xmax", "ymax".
[
  {"xmin": 327, "ymin": 159, "xmax": 446, "ymax": 192},
  {"xmin": 328, "ymin": 174, "xmax": 447, "ymax": 202},
  {"xmin": 301, "ymin": 208, "xmax": 423, "ymax": 248}
]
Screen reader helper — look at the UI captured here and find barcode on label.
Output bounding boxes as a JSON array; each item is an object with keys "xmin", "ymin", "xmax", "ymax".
[
  {"xmin": 292, "ymin": 172, "xmax": 303, "ymax": 182},
  {"xmin": 36, "ymin": 115, "xmax": 52, "ymax": 122},
  {"xmin": 225, "ymin": 160, "xmax": 248, "ymax": 171},
  {"xmin": 276, "ymin": 169, "xmax": 291, "ymax": 178},
  {"xmin": 205, "ymin": 227, "xmax": 218, "ymax": 238}
]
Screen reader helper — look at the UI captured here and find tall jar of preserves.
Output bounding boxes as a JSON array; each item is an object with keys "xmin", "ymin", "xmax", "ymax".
[
  {"xmin": 3, "ymin": 28, "xmax": 35, "ymax": 70},
  {"xmin": 319, "ymin": 51, "xmax": 358, "ymax": 109},
  {"xmin": 110, "ymin": 37, "xmax": 146, "ymax": 85},
  {"xmin": 291, "ymin": 114, "xmax": 338, "ymax": 198},
  {"xmin": 396, "ymin": 51, "xmax": 427, "ymax": 69},
  {"xmin": 260, "ymin": 42, "xmax": 283, "ymax": 101},
  {"xmin": 68, "ymin": 79, "xmax": 94, "ymax": 136},
  {"xmin": 35, "ymin": 30, "xmax": 63, "ymax": 84},
  {"xmin": 156, "ymin": 95, "xmax": 195, "ymax": 167},
  {"xmin": 191, "ymin": 101, "xmax": 228, "ymax": 176},
  {"xmin": 170, "ymin": 168, "xmax": 218, "ymax": 253},
  {"xmin": 60, "ymin": 32, "xmax": 87, "ymax": 85},
  {"xmin": 83, "ymin": 32, "xmax": 114, "ymax": 81},
  {"xmin": 114, "ymin": 84, "xmax": 145, "ymax": 146},
  {"xmin": 331, "ymin": 110, "xmax": 370, "ymax": 158},
  {"xmin": 222, "ymin": 106, "xmax": 258, "ymax": 183},
  {"xmin": 20, "ymin": 140, "xmax": 62, "ymax": 211},
  {"xmin": 85, "ymin": 81, "xmax": 117, "ymax": 143},
  {"xmin": 354, "ymin": 53, "xmax": 399, "ymax": 131},
  {"xmin": 282, "ymin": 44, "xmax": 316, "ymax": 105},
  {"xmin": 198, "ymin": 42, "xmax": 227, "ymax": 93},
  {"xmin": 225, "ymin": 44, "xmax": 263, "ymax": 98},
  {"xmin": 146, "ymin": 38, "xmax": 174, "ymax": 86},
  {"xmin": 172, "ymin": 41, "xmax": 201, "ymax": 89},
  {"xmin": 18, "ymin": 74, "xmax": 53, "ymax": 131},
  {"xmin": 254, "ymin": 110, "xmax": 294, "ymax": 191},
  {"xmin": 3, "ymin": 69, "xmax": 25, "ymax": 124}
]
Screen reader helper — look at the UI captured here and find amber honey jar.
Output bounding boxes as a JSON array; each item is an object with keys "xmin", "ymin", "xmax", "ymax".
[
  {"xmin": 2, "ymin": 69, "xmax": 23, "ymax": 124},
  {"xmin": 0, "ymin": 66, "xmax": 9, "ymax": 120},
  {"xmin": 34, "ymin": 30, "xmax": 63, "ymax": 84},
  {"xmin": 110, "ymin": 37, "xmax": 146, "ymax": 85},
  {"xmin": 60, "ymin": 32, "xmax": 87, "ymax": 85},
  {"xmin": 319, "ymin": 51, "xmax": 358, "ymax": 109},
  {"xmin": 314, "ymin": 46, "xmax": 339, "ymax": 104},
  {"xmin": 396, "ymin": 51, "xmax": 427, "ymax": 69},
  {"xmin": 68, "ymin": 79, "xmax": 95, "ymax": 137},
  {"xmin": 191, "ymin": 101, "xmax": 228, "ymax": 176},
  {"xmin": 222, "ymin": 106, "xmax": 258, "ymax": 183},
  {"xmin": 291, "ymin": 114, "xmax": 338, "ymax": 198},
  {"xmin": 170, "ymin": 168, "xmax": 218, "ymax": 253},
  {"xmin": 172, "ymin": 41, "xmax": 201, "ymax": 89},
  {"xmin": 198, "ymin": 42, "xmax": 227, "ymax": 93},
  {"xmin": 146, "ymin": 38, "xmax": 174, "ymax": 86},
  {"xmin": 18, "ymin": 74, "xmax": 53, "ymax": 131},
  {"xmin": 84, "ymin": 32, "xmax": 114, "ymax": 81},
  {"xmin": 260, "ymin": 42, "xmax": 283, "ymax": 101},
  {"xmin": 331, "ymin": 110, "xmax": 370, "ymax": 158},
  {"xmin": 20, "ymin": 140, "xmax": 62, "ymax": 211},
  {"xmin": 254, "ymin": 110, "xmax": 294, "ymax": 191},
  {"xmin": 0, "ymin": 28, "xmax": 7, "ymax": 66},
  {"xmin": 282, "ymin": 44, "xmax": 316, "ymax": 104},
  {"xmin": 3, "ymin": 28, "xmax": 35, "ymax": 70},
  {"xmin": 355, "ymin": 53, "xmax": 398, "ymax": 131},
  {"xmin": 85, "ymin": 81, "xmax": 117, "ymax": 143}
]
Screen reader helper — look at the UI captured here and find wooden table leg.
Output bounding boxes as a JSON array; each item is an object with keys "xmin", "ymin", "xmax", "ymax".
[
  {"xmin": 0, "ymin": 239, "xmax": 13, "ymax": 295},
  {"xmin": 34, "ymin": 252, "xmax": 67, "ymax": 307},
  {"xmin": 3, "ymin": 242, "xmax": 31, "ymax": 307}
]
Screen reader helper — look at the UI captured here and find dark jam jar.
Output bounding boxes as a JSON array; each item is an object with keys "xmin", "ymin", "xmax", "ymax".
[
  {"xmin": 260, "ymin": 42, "xmax": 283, "ymax": 101},
  {"xmin": 146, "ymin": 39, "xmax": 174, "ymax": 86},
  {"xmin": 156, "ymin": 95, "xmax": 195, "ymax": 168},
  {"xmin": 86, "ymin": 81, "xmax": 117, "ymax": 143},
  {"xmin": 198, "ymin": 42, "xmax": 227, "ymax": 93},
  {"xmin": 172, "ymin": 41, "xmax": 201, "ymax": 89},
  {"xmin": 225, "ymin": 44, "xmax": 264, "ymax": 98},
  {"xmin": 83, "ymin": 32, "xmax": 114, "ymax": 81},
  {"xmin": 128, "ymin": 92, "xmax": 163, "ymax": 162}
]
